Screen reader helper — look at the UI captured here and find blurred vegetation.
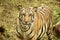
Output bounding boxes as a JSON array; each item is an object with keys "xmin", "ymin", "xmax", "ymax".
[{"xmin": 0, "ymin": 0, "xmax": 60, "ymax": 40}]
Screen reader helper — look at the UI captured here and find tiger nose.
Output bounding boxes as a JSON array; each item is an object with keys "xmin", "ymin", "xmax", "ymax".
[
  {"xmin": 25, "ymin": 16, "xmax": 29, "ymax": 22},
  {"xmin": 25, "ymin": 21, "xmax": 28, "ymax": 24},
  {"xmin": 25, "ymin": 18, "xmax": 28, "ymax": 21},
  {"xmin": 24, "ymin": 19, "xmax": 29, "ymax": 24}
]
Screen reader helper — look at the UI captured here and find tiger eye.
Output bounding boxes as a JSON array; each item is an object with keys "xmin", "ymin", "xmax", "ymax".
[
  {"xmin": 21, "ymin": 13, "xmax": 26, "ymax": 16},
  {"xmin": 29, "ymin": 11, "xmax": 33, "ymax": 16},
  {"xmin": 29, "ymin": 14, "xmax": 33, "ymax": 16}
]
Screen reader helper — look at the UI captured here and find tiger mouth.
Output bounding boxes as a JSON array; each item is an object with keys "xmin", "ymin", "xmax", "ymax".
[
  {"xmin": 22, "ymin": 25, "xmax": 29, "ymax": 29},
  {"xmin": 20, "ymin": 21, "xmax": 34, "ymax": 32},
  {"xmin": 20, "ymin": 25, "xmax": 30, "ymax": 32}
]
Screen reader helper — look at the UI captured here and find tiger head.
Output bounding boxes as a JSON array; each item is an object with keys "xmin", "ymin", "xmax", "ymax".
[{"xmin": 18, "ymin": 7, "xmax": 36, "ymax": 32}]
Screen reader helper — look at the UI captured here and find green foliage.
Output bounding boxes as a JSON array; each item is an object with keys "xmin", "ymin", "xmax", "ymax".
[{"xmin": 53, "ymin": 6, "xmax": 60, "ymax": 24}]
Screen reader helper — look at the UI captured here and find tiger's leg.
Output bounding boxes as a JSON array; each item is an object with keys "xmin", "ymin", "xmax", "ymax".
[
  {"xmin": 37, "ymin": 25, "xmax": 46, "ymax": 40},
  {"xmin": 46, "ymin": 23, "xmax": 52, "ymax": 40},
  {"xmin": 46, "ymin": 31, "xmax": 52, "ymax": 40}
]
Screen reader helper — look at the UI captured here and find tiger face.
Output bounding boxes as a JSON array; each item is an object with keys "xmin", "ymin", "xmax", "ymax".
[{"xmin": 18, "ymin": 7, "xmax": 34, "ymax": 32}]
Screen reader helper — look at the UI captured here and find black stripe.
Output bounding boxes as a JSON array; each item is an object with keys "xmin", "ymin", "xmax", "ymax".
[
  {"xmin": 45, "ymin": 24, "xmax": 47, "ymax": 32},
  {"xmin": 44, "ymin": 6, "xmax": 52, "ymax": 13},
  {"xmin": 27, "ymin": 30, "xmax": 33, "ymax": 36},
  {"xmin": 18, "ymin": 15, "xmax": 22, "ymax": 21},
  {"xmin": 39, "ymin": 8, "xmax": 47, "ymax": 16},
  {"xmin": 44, "ymin": 9, "xmax": 50, "ymax": 15},
  {"xmin": 47, "ymin": 23, "xmax": 50, "ymax": 31},
  {"xmin": 39, "ymin": 26, "xmax": 44, "ymax": 39},
  {"xmin": 30, "ymin": 34, "xmax": 35, "ymax": 39},
  {"xmin": 20, "ymin": 26, "xmax": 30, "ymax": 32},
  {"xmin": 37, "ymin": 26, "xmax": 43, "ymax": 40},
  {"xmin": 16, "ymin": 27, "xmax": 23, "ymax": 39},
  {"xmin": 27, "ymin": 29, "xmax": 35, "ymax": 39},
  {"xmin": 40, "ymin": 25, "xmax": 46, "ymax": 39},
  {"xmin": 38, "ymin": 11, "xmax": 44, "ymax": 21},
  {"xmin": 37, "ymin": 25, "xmax": 46, "ymax": 40},
  {"xmin": 38, "ymin": 9, "xmax": 46, "ymax": 21},
  {"xmin": 43, "ymin": 7, "xmax": 51, "ymax": 14}
]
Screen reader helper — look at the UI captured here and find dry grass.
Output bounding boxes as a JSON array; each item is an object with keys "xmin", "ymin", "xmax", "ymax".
[{"xmin": 0, "ymin": 0, "xmax": 60, "ymax": 40}]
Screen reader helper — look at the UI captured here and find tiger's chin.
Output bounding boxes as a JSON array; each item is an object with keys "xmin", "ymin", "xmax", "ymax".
[{"xmin": 20, "ymin": 25, "xmax": 31, "ymax": 32}]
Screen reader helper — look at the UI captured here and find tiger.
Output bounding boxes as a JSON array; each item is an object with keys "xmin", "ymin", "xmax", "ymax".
[{"xmin": 16, "ymin": 4, "xmax": 53, "ymax": 40}]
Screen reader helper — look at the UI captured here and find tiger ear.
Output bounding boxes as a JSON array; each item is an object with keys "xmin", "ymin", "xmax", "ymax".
[
  {"xmin": 17, "ymin": 5, "xmax": 22, "ymax": 11},
  {"xmin": 33, "ymin": 7, "xmax": 37, "ymax": 12}
]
